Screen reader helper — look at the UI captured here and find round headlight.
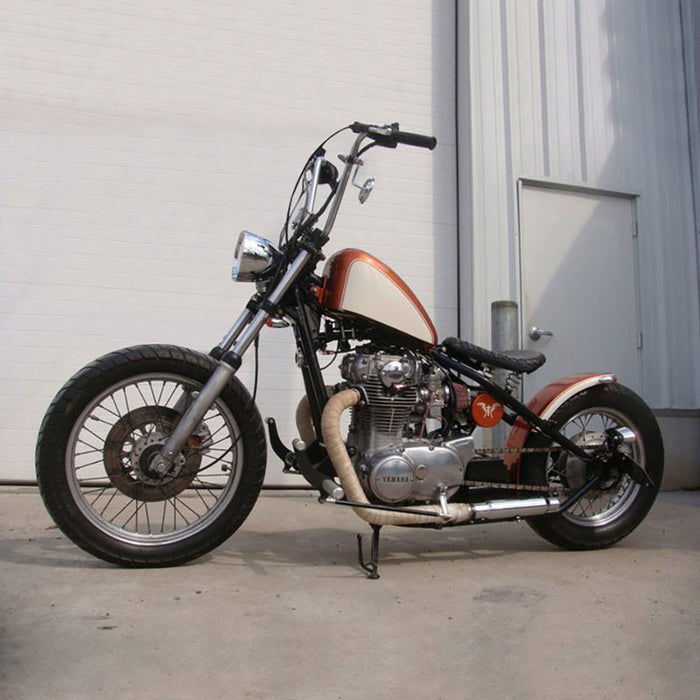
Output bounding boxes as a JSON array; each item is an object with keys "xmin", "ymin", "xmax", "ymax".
[{"xmin": 231, "ymin": 231, "xmax": 279, "ymax": 282}]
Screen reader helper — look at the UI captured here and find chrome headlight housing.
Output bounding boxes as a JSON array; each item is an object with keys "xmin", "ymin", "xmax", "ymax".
[{"xmin": 231, "ymin": 231, "xmax": 280, "ymax": 282}]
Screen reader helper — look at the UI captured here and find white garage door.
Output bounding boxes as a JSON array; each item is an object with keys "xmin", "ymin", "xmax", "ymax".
[{"xmin": 0, "ymin": 1, "xmax": 457, "ymax": 482}]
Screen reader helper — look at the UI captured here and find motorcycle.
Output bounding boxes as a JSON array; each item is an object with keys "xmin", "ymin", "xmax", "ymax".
[{"xmin": 36, "ymin": 122, "xmax": 664, "ymax": 578}]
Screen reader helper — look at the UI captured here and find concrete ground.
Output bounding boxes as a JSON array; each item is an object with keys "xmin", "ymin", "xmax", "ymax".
[{"xmin": 0, "ymin": 488, "xmax": 698, "ymax": 700}]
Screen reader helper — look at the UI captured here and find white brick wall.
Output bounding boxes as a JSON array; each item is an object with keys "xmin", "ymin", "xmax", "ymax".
[{"xmin": 0, "ymin": 0, "xmax": 457, "ymax": 482}]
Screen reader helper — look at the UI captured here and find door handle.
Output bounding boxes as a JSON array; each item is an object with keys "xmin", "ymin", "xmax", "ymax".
[{"xmin": 529, "ymin": 326, "xmax": 554, "ymax": 341}]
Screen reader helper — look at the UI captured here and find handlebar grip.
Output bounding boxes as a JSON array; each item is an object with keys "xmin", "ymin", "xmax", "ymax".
[
  {"xmin": 393, "ymin": 129, "xmax": 437, "ymax": 150},
  {"xmin": 350, "ymin": 122, "xmax": 437, "ymax": 150}
]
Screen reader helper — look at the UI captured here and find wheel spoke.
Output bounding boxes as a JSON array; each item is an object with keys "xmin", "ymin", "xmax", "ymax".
[
  {"xmin": 144, "ymin": 501, "xmax": 152, "ymax": 535},
  {"xmin": 134, "ymin": 382, "xmax": 150, "ymax": 408},
  {"xmin": 108, "ymin": 395, "xmax": 123, "ymax": 420},
  {"xmin": 98, "ymin": 489, "xmax": 119, "ymax": 517},
  {"xmin": 173, "ymin": 495, "xmax": 201, "ymax": 519},
  {"xmin": 192, "ymin": 486, "xmax": 215, "ymax": 507},
  {"xmin": 192, "ymin": 476, "xmax": 228, "ymax": 497},
  {"xmin": 121, "ymin": 387, "xmax": 131, "ymax": 416},
  {"xmin": 87, "ymin": 486, "xmax": 109, "ymax": 506},
  {"xmin": 163, "ymin": 382, "xmax": 181, "ymax": 408},
  {"xmin": 75, "ymin": 458, "xmax": 107, "ymax": 470}
]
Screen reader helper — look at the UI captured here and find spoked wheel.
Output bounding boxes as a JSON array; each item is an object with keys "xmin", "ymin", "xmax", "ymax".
[
  {"xmin": 523, "ymin": 383, "xmax": 663, "ymax": 550},
  {"xmin": 36, "ymin": 345, "xmax": 266, "ymax": 566}
]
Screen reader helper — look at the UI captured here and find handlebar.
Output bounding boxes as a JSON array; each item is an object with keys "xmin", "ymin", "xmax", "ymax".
[
  {"xmin": 351, "ymin": 121, "xmax": 437, "ymax": 151},
  {"xmin": 303, "ymin": 121, "xmax": 436, "ymax": 242}
]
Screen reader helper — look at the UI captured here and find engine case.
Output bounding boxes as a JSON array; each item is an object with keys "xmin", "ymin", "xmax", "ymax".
[{"xmin": 365, "ymin": 437, "xmax": 474, "ymax": 504}]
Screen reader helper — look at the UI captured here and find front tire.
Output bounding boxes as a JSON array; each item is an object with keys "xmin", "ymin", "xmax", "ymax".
[
  {"xmin": 523, "ymin": 383, "xmax": 663, "ymax": 550},
  {"xmin": 36, "ymin": 345, "xmax": 266, "ymax": 566}
]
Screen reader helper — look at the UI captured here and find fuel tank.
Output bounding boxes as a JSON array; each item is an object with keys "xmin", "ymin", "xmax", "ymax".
[{"xmin": 320, "ymin": 248, "xmax": 438, "ymax": 345}]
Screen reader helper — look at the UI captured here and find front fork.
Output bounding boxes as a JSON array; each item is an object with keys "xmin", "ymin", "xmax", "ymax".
[
  {"xmin": 150, "ymin": 363, "xmax": 239, "ymax": 475},
  {"xmin": 151, "ymin": 130, "xmax": 369, "ymax": 475},
  {"xmin": 150, "ymin": 249, "xmax": 312, "ymax": 476}
]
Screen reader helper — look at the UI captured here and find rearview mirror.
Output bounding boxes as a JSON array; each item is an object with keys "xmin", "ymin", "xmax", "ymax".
[
  {"xmin": 352, "ymin": 163, "xmax": 375, "ymax": 204},
  {"xmin": 358, "ymin": 178, "xmax": 375, "ymax": 203}
]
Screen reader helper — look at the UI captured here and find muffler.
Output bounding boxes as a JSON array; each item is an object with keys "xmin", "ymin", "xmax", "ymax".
[{"xmin": 471, "ymin": 497, "xmax": 561, "ymax": 521}]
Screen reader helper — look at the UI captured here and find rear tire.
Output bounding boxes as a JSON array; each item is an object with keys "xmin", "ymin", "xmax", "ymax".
[
  {"xmin": 36, "ymin": 344, "xmax": 266, "ymax": 566},
  {"xmin": 523, "ymin": 383, "xmax": 663, "ymax": 550}
]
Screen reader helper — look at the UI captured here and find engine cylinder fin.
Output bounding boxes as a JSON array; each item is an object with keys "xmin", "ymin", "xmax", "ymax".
[{"xmin": 352, "ymin": 375, "xmax": 417, "ymax": 452}]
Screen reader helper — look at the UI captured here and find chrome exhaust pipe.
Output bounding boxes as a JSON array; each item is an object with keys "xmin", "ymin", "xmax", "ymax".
[{"xmin": 471, "ymin": 496, "xmax": 561, "ymax": 521}]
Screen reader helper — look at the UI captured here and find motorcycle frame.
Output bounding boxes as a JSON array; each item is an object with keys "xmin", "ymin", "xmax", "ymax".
[{"xmin": 151, "ymin": 128, "xmax": 597, "ymax": 486}]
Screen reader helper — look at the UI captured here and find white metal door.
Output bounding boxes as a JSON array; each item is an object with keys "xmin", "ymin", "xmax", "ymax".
[{"xmin": 518, "ymin": 181, "xmax": 641, "ymax": 399}]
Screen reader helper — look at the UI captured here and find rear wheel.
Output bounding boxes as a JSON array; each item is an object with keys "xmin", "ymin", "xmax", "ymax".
[
  {"xmin": 523, "ymin": 383, "xmax": 663, "ymax": 550},
  {"xmin": 36, "ymin": 345, "xmax": 266, "ymax": 566}
]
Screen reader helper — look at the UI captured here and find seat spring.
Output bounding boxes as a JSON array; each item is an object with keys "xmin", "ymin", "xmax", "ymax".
[{"xmin": 504, "ymin": 372, "xmax": 521, "ymax": 396}]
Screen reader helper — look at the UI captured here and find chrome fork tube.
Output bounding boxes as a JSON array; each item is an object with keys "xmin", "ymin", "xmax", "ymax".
[
  {"xmin": 153, "ymin": 248, "xmax": 313, "ymax": 473},
  {"xmin": 215, "ymin": 307, "xmax": 254, "ymax": 353},
  {"xmin": 229, "ymin": 248, "xmax": 312, "ymax": 356},
  {"xmin": 153, "ymin": 362, "xmax": 235, "ymax": 472}
]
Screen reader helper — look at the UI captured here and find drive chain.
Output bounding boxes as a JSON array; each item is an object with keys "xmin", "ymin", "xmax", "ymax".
[
  {"xmin": 461, "ymin": 480, "xmax": 552, "ymax": 493},
  {"xmin": 463, "ymin": 445, "xmax": 560, "ymax": 493},
  {"xmin": 475, "ymin": 446, "xmax": 556, "ymax": 455}
]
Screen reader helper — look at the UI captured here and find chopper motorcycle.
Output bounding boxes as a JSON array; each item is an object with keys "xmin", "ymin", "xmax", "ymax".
[{"xmin": 36, "ymin": 122, "xmax": 663, "ymax": 577}]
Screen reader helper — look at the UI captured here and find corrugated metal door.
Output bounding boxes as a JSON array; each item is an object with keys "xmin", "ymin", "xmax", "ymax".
[
  {"xmin": 519, "ymin": 180, "xmax": 641, "ymax": 398},
  {"xmin": 459, "ymin": 0, "xmax": 700, "ymax": 410}
]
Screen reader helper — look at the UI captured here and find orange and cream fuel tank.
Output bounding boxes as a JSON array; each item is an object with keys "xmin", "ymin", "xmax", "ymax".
[{"xmin": 320, "ymin": 248, "xmax": 438, "ymax": 345}]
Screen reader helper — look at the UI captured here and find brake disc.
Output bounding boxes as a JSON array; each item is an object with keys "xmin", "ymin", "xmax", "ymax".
[{"xmin": 103, "ymin": 406, "xmax": 203, "ymax": 502}]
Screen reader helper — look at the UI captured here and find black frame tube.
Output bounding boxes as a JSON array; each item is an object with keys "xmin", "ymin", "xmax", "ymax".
[
  {"xmin": 291, "ymin": 288, "xmax": 329, "ymax": 440},
  {"xmin": 431, "ymin": 350, "xmax": 593, "ymax": 461}
]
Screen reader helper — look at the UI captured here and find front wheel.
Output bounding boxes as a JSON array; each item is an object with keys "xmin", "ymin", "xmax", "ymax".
[
  {"xmin": 36, "ymin": 345, "xmax": 266, "ymax": 566},
  {"xmin": 522, "ymin": 382, "xmax": 663, "ymax": 550}
]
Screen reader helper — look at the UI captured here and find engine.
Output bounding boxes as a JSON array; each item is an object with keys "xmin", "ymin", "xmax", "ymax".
[{"xmin": 339, "ymin": 349, "xmax": 474, "ymax": 505}]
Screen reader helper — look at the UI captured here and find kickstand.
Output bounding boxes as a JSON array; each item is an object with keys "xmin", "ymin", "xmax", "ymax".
[{"xmin": 357, "ymin": 524, "xmax": 382, "ymax": 579}]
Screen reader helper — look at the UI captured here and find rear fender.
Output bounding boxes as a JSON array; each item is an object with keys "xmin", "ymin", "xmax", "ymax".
[{"xmin": 505, "ymin": 373, "xmax": 617, "ymax": 479}]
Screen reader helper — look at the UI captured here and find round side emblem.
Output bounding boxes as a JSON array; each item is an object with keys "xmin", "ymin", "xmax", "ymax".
[{"xmin": 471, "ymin": 393, "xmax": 504, "ymax": 428}]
